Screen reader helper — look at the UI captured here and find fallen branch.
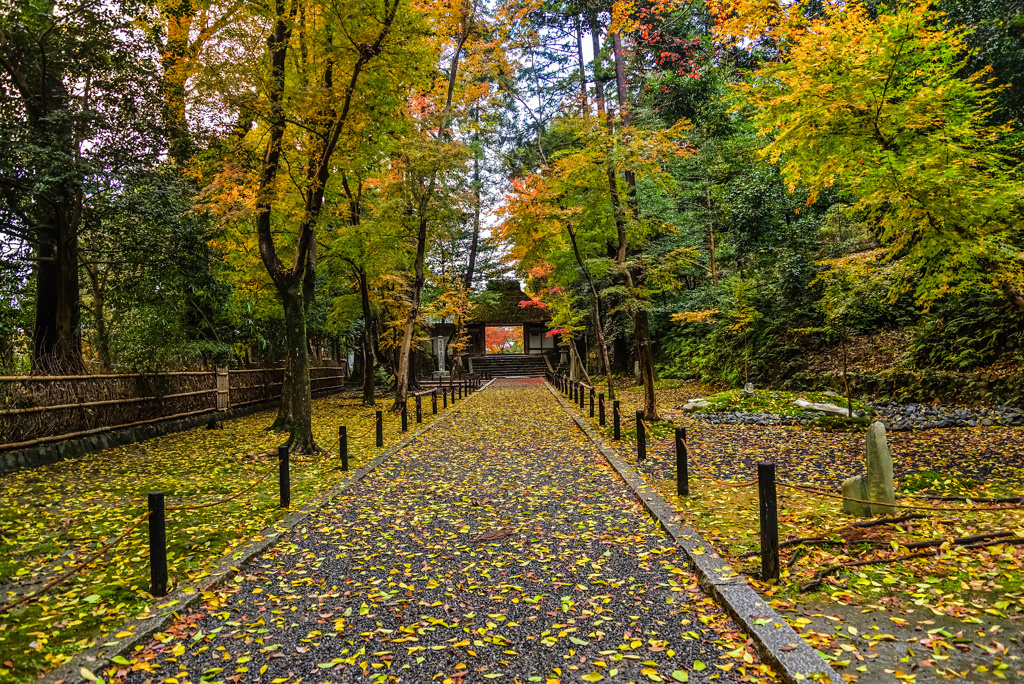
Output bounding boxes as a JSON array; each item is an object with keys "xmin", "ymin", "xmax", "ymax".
[
  {"xmin": 800, "ymin": 550, "xmax": 938, "ymax": 592},
  {"xmin": 800, "ymin": 533, "xmax": 1023, "ymax": 593},
  {"xmin": 847, "ymin": 513, "xmax": 926, "ymax": 528},
  {"xmin": 739, "ymin": 514, "xmax": 929, "ymax": 558},
  {"xmin": 898, "ymin": 531, "xmax": 1012, "ymax": 551},
  {"xmin": 957, "ymin": 536, "xmax": 1024, "ymax": 551},
  {"xmin": 914, "ymin": 494, "xmax": 1024, "ymax": 504}
]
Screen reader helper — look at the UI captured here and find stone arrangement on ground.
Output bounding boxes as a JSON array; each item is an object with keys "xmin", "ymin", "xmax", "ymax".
[{"xmin": 117, "ymin": 380, "xmax": 773, "ymax": 683}]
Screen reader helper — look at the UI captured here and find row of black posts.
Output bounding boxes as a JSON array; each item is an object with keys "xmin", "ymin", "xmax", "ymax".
[
  {"xmin": 545, "ymin": 370, "xmax": 780, "ymax": 582},
  {"xmin": 148, "ymin": 375, "xmax": 490, "ymax": 597}
]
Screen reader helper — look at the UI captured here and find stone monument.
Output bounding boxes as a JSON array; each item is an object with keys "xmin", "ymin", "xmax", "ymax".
[
  {"xmin": 841, "ymin": 422, "xmax": 896, "ymax": 517},
  {"xmin": 433, "ymin": 336, "xmax": 450, "ymax": 379}
]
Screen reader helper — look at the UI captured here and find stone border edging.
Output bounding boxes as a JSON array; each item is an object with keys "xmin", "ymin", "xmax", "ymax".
[
  {"xmin": 544, "ymin": 382, "xmax": 837, "ymax": 684},
  {"xmin": 45, "ymin": 379, "xmax": 497, "ymax": 684}
]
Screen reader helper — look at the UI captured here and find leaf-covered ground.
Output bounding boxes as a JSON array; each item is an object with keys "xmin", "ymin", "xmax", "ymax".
[
  {"xmin": 590, "ymin": 384, "xmax": 1024, "ymax": 682},
  {"xmin": 104, "ymin": 379, "xmax": 775, "ymax": 684},
  {"xmin": 0, "ymin": 389, "xmax": 449, "ymax": 683}
]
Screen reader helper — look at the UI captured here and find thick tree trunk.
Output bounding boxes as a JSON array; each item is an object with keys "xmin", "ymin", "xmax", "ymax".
[
  {"xmin": 33, "ymin": 204, "xmax": 84, "ymax": 375},
  {"xmin": 271, "ymin": 278, "xmax": 315, "ymax": 451}
]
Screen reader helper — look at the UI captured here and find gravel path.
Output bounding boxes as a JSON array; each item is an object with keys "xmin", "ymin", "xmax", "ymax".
[{"xmin": 119, "ymin": 379, "xmax": 770, "ymax": 683}]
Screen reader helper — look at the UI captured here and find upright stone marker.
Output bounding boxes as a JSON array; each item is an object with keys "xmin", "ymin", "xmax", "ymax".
[{"xmin": 842, "ymin": 422, "xmax": 896, "ymax": 516}]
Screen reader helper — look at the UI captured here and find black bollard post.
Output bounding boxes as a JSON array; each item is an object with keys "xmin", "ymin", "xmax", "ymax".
[
  {"xmin": 572, "ymin": 382, "xmax": 578, "ymax": 403},
  {"xmin": 432, "ymin": 390, "xmax": 438, "ymax": 414},
  {"xmin": 590, "ymin": 388, "xmax": 595, "ymax": 418},
  {"xmin": 443, "ymin": 387, "xmax": 448, "ymax": 408},
  {"xmin": 758, "ymin": 462, "xmax": 780, "ymax": 582},
  {"xmin": 340, "ymin": 426, "xmax": 349, "ymax": 472},
  {"xmin": 636, "ymin": 410, "xmax": 646, "ymax": 462},
  {"xmin": 279, "ymin": 445, "xmax": 290, "ymax": 509},
  {"xmin": 376, "ymin": 410, "xmax": 383, "ymax": 447},
  {"xmin": 402, "ymin": 401, "xmax": 408, "ymax": 431},
  {"xmin": 579, "ymin": 385, "xmax": 585, "ymax": 410},
  {"xmin": 416, "ymin": 395, "xmax": 422, "ymax": 423},
  {"xmin": 459, "ymin": 381, "xmax": 464, "ymax": 399},
  {"xmin": 613, "ymin": 401, "xmax": 621, "ymax": 440},
  {"xmin": 675, "ymin": 427, "xmax": 688, "ymax": 496},
  {"xmin": 148, "ymin": 491, "xmax": 168, "ymax": 597},
  {"xmin": 599, "ymin": 394, "xmax": 605, "ymax": 426}
]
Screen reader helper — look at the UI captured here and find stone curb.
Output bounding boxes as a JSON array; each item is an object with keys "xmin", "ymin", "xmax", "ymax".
[
  {"xmin": 544, "ymin": 382, "xmax": 837, "ymax": 684},
  {"xmin": 45, "ymin": 380, "xmax": 497, "ymax": 684}
]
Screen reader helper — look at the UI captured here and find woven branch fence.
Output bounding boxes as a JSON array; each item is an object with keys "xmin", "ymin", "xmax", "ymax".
[{"xmin": 0, "ymin": 364, "xmax": 347, "ymax": 451}]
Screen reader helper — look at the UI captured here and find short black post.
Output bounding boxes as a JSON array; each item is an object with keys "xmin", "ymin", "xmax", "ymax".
[
  {"xmin": 278, "ymin": 445, "xmax": 290, "ymax": 509},
  {"xmin": 340, "ymin": 425, "xmax": 349, "ymax": 472},
  {"xmin": 599, "ymin": 394, "xmax": 605, "ymax": 425},
  {"xmin": 579, "ymin": 385, "xmax": 585, "ymax": 409},
  {"xmin": 376, "ymin": 410, "xmax": 383, "ymax": 447},
  {"xmin": 457, "ymin": 382, "xmax": 462, "ymax": 400},
  {"xmin": 432, "ymin": 390, "xmax": 438, "ymax": 414},
  {"xmin": 758, "ymin": 462, "xmax": 780, "ymax": 582},
  {"xmin": 443, "ymin": 387, "xmax": 448, "ymax": 408},
  {"xmin": 590, "ymin": 388, "xmax": 595, "ymax": 418},
  {"xmin": 416, "ymin": 395, "xmax": 422, "ymax": 423},
  {"xmin": 636, "ymin": 410, "xmax": 646, "ymax": 462},
  {"xmin": 613, "ymin": 401, "xmax": 621, "ymax": 440},
  {"xmin": 675, "ymin": 427, "xmax": 688, "ymax": 496},
  {"xmin": 401, "ymin": 401, "xmax": 408, "ymax": 431},
  {"xmin": 148, "ymin": 492, "xmax": 168, "ymax": 597}
]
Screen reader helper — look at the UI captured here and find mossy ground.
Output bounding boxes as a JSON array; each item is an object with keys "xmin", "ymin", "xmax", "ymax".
[
  {"xmin": 575, "ymin": 379, "xmax": 1024, "ymax": 681},
  {"xmin": 0, "ymin": 389, "xmax": 450, "ymax": 683}
]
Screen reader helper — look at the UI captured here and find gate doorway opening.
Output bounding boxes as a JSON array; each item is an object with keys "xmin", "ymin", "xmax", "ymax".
[{"xmin": 485, "ymin": 326, "xmax": 523, "ymax": 354}]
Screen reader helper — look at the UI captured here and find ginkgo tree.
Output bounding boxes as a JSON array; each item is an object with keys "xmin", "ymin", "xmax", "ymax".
[{"xmin": 715, "ymin": 0, "xmax": 1024, "ymax": 309}]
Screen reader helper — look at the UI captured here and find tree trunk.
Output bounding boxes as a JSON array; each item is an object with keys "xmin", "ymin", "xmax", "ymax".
[
  {"xmin": 392, "ymin": 210, "xmax": 428, "ymax": 410},
  {"xmin": 465, "ymin": 113, "xmax": 481, "ymax": 291},
  {"xmin": 33, "ymin": 202, "xmax": 84, "ymax": 375},
  {"xmin": 575, "ymin": 16, "xmax": 587, "ymax": 112},
  {"xmin": 359, "ymin": 270, "xmax": 376, "ymax": 406},
  {"xmin": 271, "ymin": 278, "xmax": 315, "ymax": 451},
  {"xmin": 85, "ymin": 264, "xmax": 112, "ymax": 373},
  {"xmin": 707, "ymin": 188, "xmax": 719, "ymax": 286},
  {"xmin": 393, "ymin": 9, "xmax": 470, "ymax": 408},
  {"xmin": 610, "ymin": 26, "xmax": 657, "ymax": 420},
  {"xmin": 160, "ymin": 12, "xmax": 195, "ymax": 165},
  {"xmin": 567, "ymin": 226, "xmax": 614, "ymax": 400}
]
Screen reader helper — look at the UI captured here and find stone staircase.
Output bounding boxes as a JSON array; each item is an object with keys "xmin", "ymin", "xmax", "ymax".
[{"xmin": 469, "ymin": 354, "xmax": 549, "ymax": 377}]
